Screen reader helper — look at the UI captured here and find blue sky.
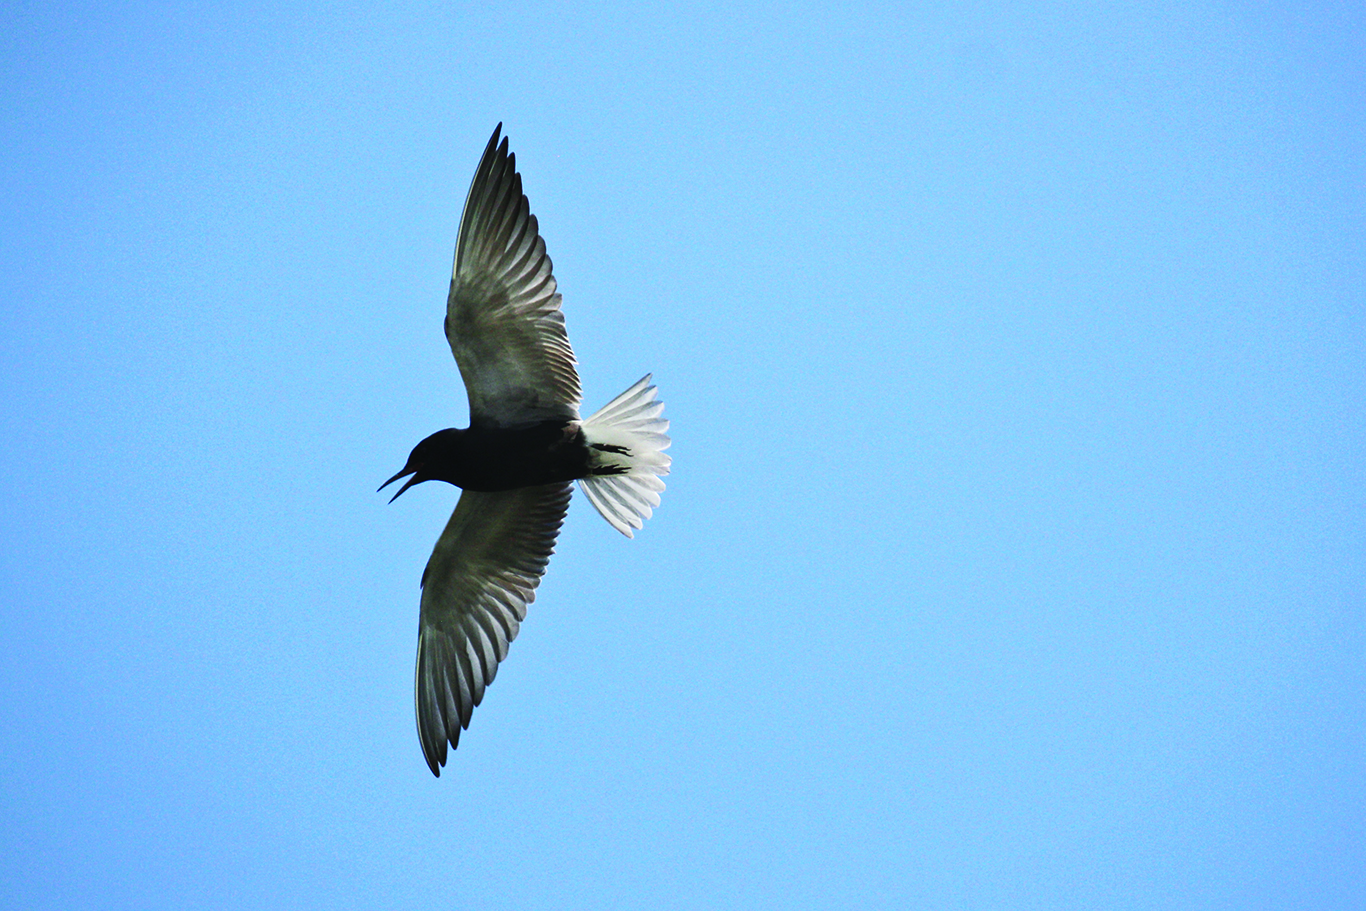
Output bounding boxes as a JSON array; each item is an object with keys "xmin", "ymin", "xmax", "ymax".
[{"xmin": 2, "ymin": 2, "xmax": 1363, "ymax": 908}]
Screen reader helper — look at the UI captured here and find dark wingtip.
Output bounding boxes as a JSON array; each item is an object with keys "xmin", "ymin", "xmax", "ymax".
[{"xmin": 423, "ymin": 734, "xmax": 447, "ymax": 777}]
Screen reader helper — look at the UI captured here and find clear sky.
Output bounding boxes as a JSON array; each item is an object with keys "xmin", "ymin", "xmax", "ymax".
[{"xmin": 2, "ymin": 2, "xmax": 1362, "ymax": 908}]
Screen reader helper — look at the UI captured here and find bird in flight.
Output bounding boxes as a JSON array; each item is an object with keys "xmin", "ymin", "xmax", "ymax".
[{"xmin": 381, "ymin": 124, "xmax": 671, "ymax": 776}]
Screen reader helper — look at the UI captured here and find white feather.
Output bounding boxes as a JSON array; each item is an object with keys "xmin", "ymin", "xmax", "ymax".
[{"xmin": 578, "ymin": 375, "xmax": 671, "ymax": 538}]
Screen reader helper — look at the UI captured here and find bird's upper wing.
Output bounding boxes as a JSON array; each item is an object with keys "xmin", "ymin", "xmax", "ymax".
[
  {"xmin": 414, "ymin": 482, "xmax": 573, "ymax": 775},
  {"xmin": 446, "ymin": 124, "xmax": 582, "ymax": 428}
]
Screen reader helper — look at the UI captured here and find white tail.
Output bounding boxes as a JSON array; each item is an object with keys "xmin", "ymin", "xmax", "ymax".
[{"xmin": 578, "ymin": 375, "xmax": 671, "ymax": 538}]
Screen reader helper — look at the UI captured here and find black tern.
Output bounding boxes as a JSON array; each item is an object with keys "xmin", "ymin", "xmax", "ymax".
[{"xmin": 381, "ymin": 125, "xmax": 670, "ymax": 776}]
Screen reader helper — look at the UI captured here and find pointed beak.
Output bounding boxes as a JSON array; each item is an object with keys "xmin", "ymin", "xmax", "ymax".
[{"xmin": 379, "ymin": 464, "xmax": 421, "ymax": 503}]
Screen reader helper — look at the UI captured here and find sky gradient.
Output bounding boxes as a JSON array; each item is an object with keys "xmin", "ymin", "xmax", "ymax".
[{"xmin": 2, "ymin": 2, "xmax": 1363, "ymax": 908}]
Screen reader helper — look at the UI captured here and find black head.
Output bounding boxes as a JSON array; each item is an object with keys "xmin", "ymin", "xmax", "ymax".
[{"xmin": 379, "ymin": 429, "xmax": 462, "ymax": 502}]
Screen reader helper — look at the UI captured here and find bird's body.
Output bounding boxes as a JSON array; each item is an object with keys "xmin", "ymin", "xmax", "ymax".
[
  {"xmin": 398, "ymin": 422, "xmax": 592, "ymax": 492},
  {"xmin": 382, "ymin": 124, "xmax": 670, "ymax": 776}
]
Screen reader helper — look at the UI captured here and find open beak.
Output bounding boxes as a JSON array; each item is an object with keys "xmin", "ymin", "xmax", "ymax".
[{"xmin": 379, "ymin": 464, "xmax": 421, "ymax": 503}]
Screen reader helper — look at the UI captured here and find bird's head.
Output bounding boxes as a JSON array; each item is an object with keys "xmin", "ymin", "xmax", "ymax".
[{"xmin": 380, "ymin": 429, "xmax": 461, "ymax": 502}]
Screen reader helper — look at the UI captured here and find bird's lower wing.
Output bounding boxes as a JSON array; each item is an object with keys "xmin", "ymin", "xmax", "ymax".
[{"xmin": 414, "ymin": 483, "xmax": 573, "ymax": 775}]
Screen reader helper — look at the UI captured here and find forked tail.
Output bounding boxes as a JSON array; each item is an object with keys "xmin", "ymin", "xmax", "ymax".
[{"xmin": 579, "ymin": 375, "xmax": 671, "ymax": 538}]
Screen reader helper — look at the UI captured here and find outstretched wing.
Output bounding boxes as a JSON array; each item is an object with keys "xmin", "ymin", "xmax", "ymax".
[
  {"xmin": 447, "ymin": 124, "xmax": 582, "ymax": 428},
  {"xmin": 414, "ymin": 483, "xmax": 573, "ymax": 775}
]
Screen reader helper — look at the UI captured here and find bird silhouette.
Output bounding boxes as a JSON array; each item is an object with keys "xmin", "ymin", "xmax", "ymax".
[{"xmin": 381, "ymin": 124, "xmax": 670, "ymax": 776}]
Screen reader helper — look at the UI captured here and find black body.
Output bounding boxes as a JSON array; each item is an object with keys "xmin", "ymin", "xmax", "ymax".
[{"xmin": 387, "ymin": 420, "xmax": 593, "ymax": 496}]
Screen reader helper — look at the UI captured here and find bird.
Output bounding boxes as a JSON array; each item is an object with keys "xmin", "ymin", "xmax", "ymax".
[{"xmin": 381, "ymin": 124, "xmax": 670, "ymax": 776}]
